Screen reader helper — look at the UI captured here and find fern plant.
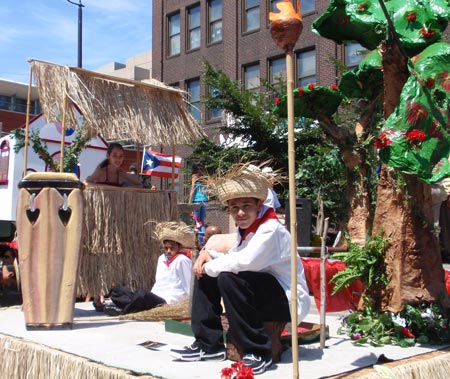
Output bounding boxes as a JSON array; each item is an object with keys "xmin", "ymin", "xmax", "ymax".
[{"xmin": 330, "ymin": 232, "xmax": 389, "ymax": 295}]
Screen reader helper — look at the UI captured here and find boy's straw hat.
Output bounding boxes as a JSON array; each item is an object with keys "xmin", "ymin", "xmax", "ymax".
[
  {"xmin": 209, "ymin": 163, "xmax": 270, "ymax": 204},
  {"xmin": 154, "ymin": 221, "xmax": 194, "ymax": 248}
]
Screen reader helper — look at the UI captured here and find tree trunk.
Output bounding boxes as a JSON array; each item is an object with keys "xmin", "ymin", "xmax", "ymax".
[
  {"xmin": 371, "ymin": 168, "xmax": 449, "ymax": 312},
  {"xmin": 369, "ymin": 40, "xmax": 450, "ymax": 312}
]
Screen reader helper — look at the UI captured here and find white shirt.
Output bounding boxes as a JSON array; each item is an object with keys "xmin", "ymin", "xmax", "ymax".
[
  {"xmin": 205, "ymin": 206, "xmax": 310, "ymax": 321},
  {"xmin": 151, "ymin": 253, "xmax": 192, "ymax": 304}
]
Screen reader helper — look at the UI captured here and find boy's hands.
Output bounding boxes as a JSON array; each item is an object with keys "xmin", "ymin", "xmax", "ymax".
[{"xmin": 193, "ymin": 251, "xmax": 212, "ymax": 278}]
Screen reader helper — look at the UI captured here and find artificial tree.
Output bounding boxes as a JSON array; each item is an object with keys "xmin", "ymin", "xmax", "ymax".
[{"xmin": 274, "ymin": 0, "xmax": 450, "ymax": 313}]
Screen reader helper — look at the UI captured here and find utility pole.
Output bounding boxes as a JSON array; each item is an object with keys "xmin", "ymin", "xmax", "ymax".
[{"xmin": 66, "ymin": 0, "xmax": 84, "ymax": 68}]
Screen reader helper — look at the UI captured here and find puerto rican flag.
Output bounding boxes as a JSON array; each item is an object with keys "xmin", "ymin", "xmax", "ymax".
[{"xmin": 142, "ymin": 149, "xmax": 182, "ymax": 178}]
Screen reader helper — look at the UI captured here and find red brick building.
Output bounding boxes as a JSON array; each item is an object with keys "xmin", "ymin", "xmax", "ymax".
[{"xmin": 151, "ymin": 1, "xmax": 359, "ymax": 140}]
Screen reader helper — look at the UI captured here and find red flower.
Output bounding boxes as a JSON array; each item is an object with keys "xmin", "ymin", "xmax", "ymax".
[
  {"xmin": 401, "ymin": 326, "xmax": 415, "ymax": 338},
  {"xmin": 331, "ymin": 84, "xmax": 339, "ymax": 91},
  {"xmin": 221, "ymin": 367, "xmax": 235, "ymax": 379},
  {"xmin": 308, "ymin": 83, "xmax": 316, "ymax": 90},
  {"xmin": 406, "ymin": 103, "xmax": 428, "ymax": 126},
  {"xmin": 439, "ymin": 71, "xmax": 450, "ymax": 91},
  {"xmin": 407, "ymin": 13, "xmax": 416, "ymax": 22},
  {"xmin": 374, "ymin": 133, "xmax": 392, "ymax": 149},
  {"xmin": 420, "ymin": 28, "xmax": 436, "ymax": 39},
  {"xmin": 424, "ymin": 78, "xmax": 435, "ymax": 88},
  {"xmin": 236, "ymin": 366, "xmax": 254, "ymax": 379},
  {"xmin": 231, "ymin": 361, "xmax": 244, "ymax": 370},
  {"xmin": 406, "ymin": 129, "xmax": 426, "ymax": 143},
  {"xmin": 274, "ymin": 97, "xmax": 280, "ymax": 105},
  {"xmin": 297, "ymin": 87, "xmax": 305, "ymax": 97},
  {"xmin": 358, "ymin": 3, "xmax": 365, "ymax": 10}
]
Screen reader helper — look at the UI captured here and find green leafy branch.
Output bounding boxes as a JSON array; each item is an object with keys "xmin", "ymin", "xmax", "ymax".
[
  {"xmin": 330, "ymin": 231, "xmax": 389, "ymax": 295},
  {"xmin": 11, "ymin": 125, "xmax": 91, "ymax": 173}
]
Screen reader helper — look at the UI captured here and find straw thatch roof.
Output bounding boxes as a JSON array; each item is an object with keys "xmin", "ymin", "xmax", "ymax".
[{"xmin": 29, "ymin": 59, "xmax": 205, "ymax": 146}]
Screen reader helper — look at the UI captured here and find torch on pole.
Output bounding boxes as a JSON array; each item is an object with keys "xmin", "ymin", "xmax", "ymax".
[{"xmin": 269, "ymin": 2, "xmax": 303, "ymax": 379}]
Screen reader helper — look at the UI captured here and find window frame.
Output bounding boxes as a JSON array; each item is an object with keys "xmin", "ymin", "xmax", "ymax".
[
  {"xmin": 344, "ymin": 42, "xmax": 368, "ymax": 70},
  {"xmin": 207, "ymin": 0, "xmax": 223, "ymax": 45},
  {"xmin": 207, "ymin": 85, "xmax": 222, "ymax": 121},
  {"xmin": 243, "ymin": 0, "xmax": 260, "ymax": 34},
  {"xmin": 186, "ymin": 78, "xmax": 201, "ymax": 122},
  {"xmin": 187, "ymin": 4, "xmax": 201, "ymax": 52},
  {"xmin": 297, "ymin": 48, "xmax": 316, "ymax": 87},
  {"xmin": 243, "ymin": 63, "xmax": 261, "ymax": 93},
  {"xmin": 168, "ymin": 12, "xmax": 181, "ymax": 57}
]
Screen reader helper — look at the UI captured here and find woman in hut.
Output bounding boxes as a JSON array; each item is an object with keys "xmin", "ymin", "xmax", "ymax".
[
  {"xmin": 85, "ymin": 142, "xmax": 142, "ymax": 187},
  {"xmin": 189, "ymin": 162, "xmax": 208, "ymax": 246}
]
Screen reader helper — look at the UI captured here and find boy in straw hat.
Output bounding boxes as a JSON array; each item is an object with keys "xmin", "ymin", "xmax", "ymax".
[
  {"xmin": 104, "ymin": 221, "xmax": 193, "ymax": 316},
  {"xmin": 171, "ymin": 163, "xmax": 310, "ymax": 375}
]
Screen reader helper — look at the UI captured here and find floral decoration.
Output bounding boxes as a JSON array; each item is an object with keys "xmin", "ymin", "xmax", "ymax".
[
  {"xmin": 307, "ymin": 83, "xmax": 316, "ymax": 90},
  {"xmin": 373, "ymin": 133, "xmax": 392, "ymax": 149},
  {"xmin": 340, "ymin": 302, "xmax": 450, "ymax": 347},
  {"xmin": 420, "ymin": 27, "xmax": 436, "ymax": 39},
  {"xmin": 406, "ymin": 102, "xmax": 428, "ymax": 126},
  {"xmin": 356, "ymin": 2, "xmax": 370, "ymax": 12},
  {"xmin": 406, "ymin": 129, "xmax": 426, "ymax": 144},
  {"xmin": 297, "ymin": 87, "xmax": 305, "ymax": 96},
  {"xmin": 331, "ymin": 84, "xmax": 339, "ymax": 91},
  {"xmin": 439, "ymin": 71, "xmax": 450, "ymax": 91},
  {"xmin": 274, "ymin": 97, "xmax": 280, "ymax": 105},
  {"xmin": 406, "ymin": 13, "xmax": 417, "ymax": 22},
  {"xmin": 221, "ymin": 361, "xmax": 254, "ymax": 379}
]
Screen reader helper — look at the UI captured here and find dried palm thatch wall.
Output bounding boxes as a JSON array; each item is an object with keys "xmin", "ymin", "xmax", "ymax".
[
  {"xmin": 29, "ymin": 59, "xmax": 204, "ymax": 146},
  {"xmin": 78, "ymin": 187, "xmax": 178, "ymax": 296},
  {"xmin": 0, "ymin": 334, "xmax": 157, "ymax": 379}
]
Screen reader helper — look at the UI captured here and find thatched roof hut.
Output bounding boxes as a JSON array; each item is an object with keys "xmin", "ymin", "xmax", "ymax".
[{"xmin": 29, "ymin": 59, "xmax": 205, "ymax": 145}]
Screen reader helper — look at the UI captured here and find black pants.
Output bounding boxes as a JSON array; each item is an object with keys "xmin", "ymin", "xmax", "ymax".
[
  {"xmin": 110, "ymin": 287, "xmax": 166, "ymax": 314},
  {"xmin": 191, "ymin": 271, "xmax": 291, "ymax": 359}
]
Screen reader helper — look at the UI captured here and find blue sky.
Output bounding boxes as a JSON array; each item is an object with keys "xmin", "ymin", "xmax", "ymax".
[{"xmin": 0, "ymin": 0, "xmax": 152, "ymax": 84}]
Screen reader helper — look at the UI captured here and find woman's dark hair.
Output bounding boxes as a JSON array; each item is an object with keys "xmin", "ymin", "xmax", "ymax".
[
  {"xmin": 99, "ymin": 143, "xmax": 124, "ymax": 168},
  {"xmin": 191, "ymin": 162, "xmax": 206, "ymax": 176}
]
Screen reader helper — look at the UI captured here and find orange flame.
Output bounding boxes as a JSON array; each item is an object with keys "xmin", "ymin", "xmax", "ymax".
[{"xmin": 269, "ymin": 0, "xmax": 302, "ymax": 22}]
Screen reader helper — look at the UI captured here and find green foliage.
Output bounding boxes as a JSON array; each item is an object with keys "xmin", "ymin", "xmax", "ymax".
[
  {"xmin": 194, "ymin": 60, "xmax": 348, "ymax": 219},
  {"xmin": 331, "ymin": 232, "xmax": 389, "ymax": 295},
  {"xmin": 11, "ymin": 126, "xmax": 91, "ymax": 173},
  {"xmin": 340, "ymin": 301, "xmax": 450, "ymax": 347},
  {"xmin": 295, "ymin": 125, "xmax": 347, "ymax": 223}
]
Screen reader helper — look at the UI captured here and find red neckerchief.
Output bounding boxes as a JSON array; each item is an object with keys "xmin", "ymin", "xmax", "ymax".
[
  {"xmin": 239, "ymin": 207, "xmax": 278, "ymax": 245},
  {"xmin": 164, "ymin": 253, "xmax": 181, "ymax": 267}
]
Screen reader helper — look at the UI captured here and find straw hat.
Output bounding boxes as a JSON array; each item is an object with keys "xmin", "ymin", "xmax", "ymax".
[
  {"xmin": 209, "ymin": 163, "xmax": 270, "ymax": 204},
  {"xmin": 153, "ymin": 221, "xmax": 194, "ymax": 248}
]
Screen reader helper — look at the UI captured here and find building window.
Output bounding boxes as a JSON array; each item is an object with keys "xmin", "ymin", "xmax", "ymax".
[
  {"xmin": 187, "ymin": 79, "xmax": 201, "ymax": 122},
  {"xmin": 300, "ymin": 0, "xmax": 315, "ymax": 13},
  {"xmin": 297, "ymin": 49, "xmax": 316, "ymax": 87},
  {"xmin": 208, "ymin": 0, "xmax": 223, "ymax": 44},
  {"xmin": 244, "ymin": 0, "xmax": 260, "ymax": 33},
  {"xmin": 244, "ymin": 64, "xmax": 260, "ymax": 92},
  {"xmin": 13, "ymin": 97, "xmax": 27, "ymax": 113},
  {"xmin": 345, "ymin": 42, "xmax": 367, "ymax": 69},
  {"xmin": 269, "ymin": 57, "xmax": 286, "ymax": 85},
  {"xmin": 0, "ymin": 95, "xmax": 11, "ymax": 110},
  {"xmin": 168, "ymin": 13, "xmax": 181, "ymax": 56},
  {"xmin": 207, "ymin": 86, "xmax": 222, "ymax": 120},
  {"xmin": 187, "ymin": 5, "xmax": 201, "ymax": 51},
  {"xmin": 0, "ymin": 140, "xmax": 10, "ymax": 185}
]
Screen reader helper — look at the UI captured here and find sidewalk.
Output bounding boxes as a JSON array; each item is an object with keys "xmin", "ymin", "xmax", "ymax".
[{"xmin": 1, "ymin": 300, "xmax": 448, "ymax": 379}]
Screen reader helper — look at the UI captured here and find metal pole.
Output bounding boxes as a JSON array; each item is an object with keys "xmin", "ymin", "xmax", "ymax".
[{"xmin": 67, "ymin": 0, "xmax": 84, "ymax": 68}]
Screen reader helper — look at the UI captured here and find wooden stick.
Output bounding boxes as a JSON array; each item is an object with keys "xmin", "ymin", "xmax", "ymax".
[
  {"xmin": 23, "ymin": 67, "xmax": 33, "ymax": 177},
  {"xmin": 286, "ymin": 49, "xmax": 299, "ymax": 379},
  {"xmin": 59, "ymin": 89, "xmax": 68, "ymax": 172},
  {"xmin": 320, "ymin": 217, "xmax": 329, "ymax": 349}
]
